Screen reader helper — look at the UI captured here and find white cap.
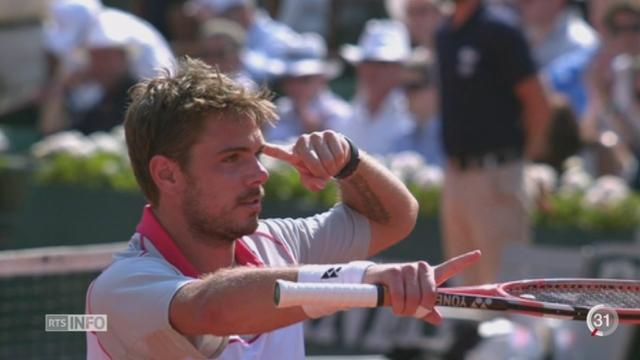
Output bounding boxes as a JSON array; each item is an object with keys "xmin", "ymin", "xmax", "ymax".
[
  {"xmin": 44, "ymin": 0, "xmax": 103, "ymax": 56},
  {"xmin": 340, "ymin": 19, "xmax": 411, "ymax": 64},
  {"xmin": 86, "ymin": 9, "xmax": 132, "ymax": 49},
  {"xmin": 86, "ymin": 9, "xmax": 175, "ymax": 79},
  {"xmin": 270, "ymin": 33, "xmax": 341, "ymax": 78}
]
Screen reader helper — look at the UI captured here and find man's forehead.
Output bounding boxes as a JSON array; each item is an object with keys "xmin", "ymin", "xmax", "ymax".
[{"xmin": 199, "ymin": 114, "xmax": 264, "ymax": 148}]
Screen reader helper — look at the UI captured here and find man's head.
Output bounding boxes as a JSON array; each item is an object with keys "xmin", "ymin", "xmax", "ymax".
[
  {"xmin": 84, "ymin": 9, "xmax": 134, "ymax": 89},
  {"xmin": 187, "ymin": 0, "xmax": 255, "ymax": 28},
  {"xmin": 341, "ymin": 19, "xmax": 411, "ymax": 97},
  {"xmin": 386, "ymin": 0, "xmax": 445, "ymax": 48},
  {"xmin": 198, "ymin": 18, "xmax": 246, "ymax": 73},
  {"xmin": 604, "ymin": 2, "xmax": 640, "ymax": 52},
  {"xmin": 125, "ymin": 58, "xmax": 277, "ymax": 242},
  {"xmin": 277, "ymin": 33, "xmax": 337, "ymax": 103},
  {"xmin": 517, "ymin": 0, "xmax": 567, "ymax": 28}
]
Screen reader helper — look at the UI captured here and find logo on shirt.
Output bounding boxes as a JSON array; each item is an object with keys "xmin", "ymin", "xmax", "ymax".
[
  {"xmin": 457, "ymin": 45, "xmax": 480, "ymax": 78},
  {"xmin": 321, "ymin": 267, "xmax": 342, "ymax": 279}
]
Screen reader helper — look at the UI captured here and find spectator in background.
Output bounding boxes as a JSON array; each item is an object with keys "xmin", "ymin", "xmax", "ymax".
[
  {"xmin": 64, "ymin": 9, "xmax": 138, "ymax": 135},
  {"xmin": 266, "ymin": 33, "xmax": 351, "ymax": 142},
  {"xmin": 277, "ymin": 0, "xmax": 331, "ymax": 37},
  {"xmin": 197, "ymin": 18, "xmax": 255, "ymax": 89},
  {"xmin": 538, "ymin": 94, "xmax": 582, "ymax": 171},
  {"xmin": 44, "ymin": 3, "xmax": 174, "ymax": 81},
  {"xmin": 41, "ymin": 4, "xmax": 175, "ymax": 134},
  {"xmin": 185, "ymin": 0, "xmax": 299, "ymax": 84},
  {"xmin": 338, "ymin": 19, "xmax": 414, "ymax": 155},
  {"xmin": 517, "ymin": 0, "xmax": 598, "ymax": 68},
  {"xmin": 392, "ymin": 47, "xmax": 445, "ymax": 168},
  {"xmin": 543, "ymin": 0, "xmax": 640, "ymax": 117},
  {"xmin": 544, "ymin": 44, "xmax": 597, "ymax": 116},
  {"xmin": 611, "ymin": 56, "xmax": 640, "ymax": 188},
  {"xmin": 581, "ymin": 1, "xmax": 640, "ymax": 182},
  {"xmin": 385, "ymin": 0, "xmax": 447, "ymax": 50},
  {"xmin": 436, "ymin": 0, "xmax": 551, "ymax": 285},
  {"xmin": 43, "ymin": 0, "xmax": 103, "ymax": 68}
]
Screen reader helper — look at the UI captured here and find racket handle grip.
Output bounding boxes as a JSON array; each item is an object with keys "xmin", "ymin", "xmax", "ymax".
[
  {"xmin": 275, "ymin": 280, "xmax": 434, "ymax": 317},
  {"xmin": 274, "ymin": 280, "xmax": 385, "ymax": 308}
]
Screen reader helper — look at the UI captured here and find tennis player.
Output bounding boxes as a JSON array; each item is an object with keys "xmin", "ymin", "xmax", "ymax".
[{"xmin": 85, "ymin": 58, "xmax": 480, "ymax": 359}]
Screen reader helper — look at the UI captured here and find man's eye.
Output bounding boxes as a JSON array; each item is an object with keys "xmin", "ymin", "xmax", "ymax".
[{"xmin": 223, "ymin": 154, "xmax": 240, "ymax": 163}]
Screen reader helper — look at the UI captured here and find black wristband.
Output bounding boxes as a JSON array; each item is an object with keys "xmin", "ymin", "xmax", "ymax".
[{"xmin": 334, "ymin": 137, "xmax": 360, "ymax": 179}]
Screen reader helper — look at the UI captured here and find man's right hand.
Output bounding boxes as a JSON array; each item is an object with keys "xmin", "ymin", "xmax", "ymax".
[
  {"xmin": 362, "ymin": 250, "xmax": 481, "ymax": 324},
  {"xmin": 263, "ymin": 131, "xmax": 351, "ymax": 191}
]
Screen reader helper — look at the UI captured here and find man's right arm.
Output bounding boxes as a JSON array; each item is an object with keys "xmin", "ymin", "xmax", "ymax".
[
  {"xmin": 170, "ymin": 267, "xmax": 306, "ymax": 336},
  {"xmin": 170, "ymin": 251, "xmax": 481, "ymax": 336}
]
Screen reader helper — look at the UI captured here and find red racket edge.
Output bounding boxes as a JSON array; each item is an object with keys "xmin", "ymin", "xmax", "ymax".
[{"xmin": 433, "ymin": 279, "xmax": 640, "ymax": 323}]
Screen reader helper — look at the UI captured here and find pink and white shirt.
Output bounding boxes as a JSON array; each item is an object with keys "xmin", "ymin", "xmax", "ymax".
[{"xmin": 86, "ymin": 204, "xmax": 370, "ymax": 359}]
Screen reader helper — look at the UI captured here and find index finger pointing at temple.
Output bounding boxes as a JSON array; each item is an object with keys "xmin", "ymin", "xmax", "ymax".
[
  {"xmin": 263, "ymin": 143, "xmax": 297, "ymax": 163},
  {"xmin": 434, "ymin": 250, "xmax": 481, "ymax": 285}
]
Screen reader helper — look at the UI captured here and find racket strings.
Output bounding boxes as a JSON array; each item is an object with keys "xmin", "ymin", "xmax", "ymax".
[{"xmin": 506, "ymin": 283, "xmax": 640, "ymax": 308}]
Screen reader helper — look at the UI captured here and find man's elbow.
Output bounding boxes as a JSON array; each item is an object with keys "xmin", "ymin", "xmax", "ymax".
[
  {"xmin": 202, "ymin": 302, "xmax": 240, "ymax": 336},
  {"xmin": 405, "ymin": 196, "xmax": 420, "ymax": 234},
  {"xmin": 391, "ymin": 195, "xmax": 420, "ymax": 243}
]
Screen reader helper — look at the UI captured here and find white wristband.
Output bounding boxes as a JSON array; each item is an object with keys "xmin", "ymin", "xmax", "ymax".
[
  {"xmin": 297, "ymin": 261, "xmax": 375, "ymax": 284},
  {"xmin": 297, "ymin": 261, "xmax": 375, "ymax": 318}
]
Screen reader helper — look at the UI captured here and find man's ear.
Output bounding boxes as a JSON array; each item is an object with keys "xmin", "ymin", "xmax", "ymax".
[{"xmin": 149, "ymin": 155, "xmax": 184, "ymax": 196}]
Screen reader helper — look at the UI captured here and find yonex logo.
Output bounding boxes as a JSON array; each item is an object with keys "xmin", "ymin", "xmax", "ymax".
[
  {"xmin": 470, "ymin": 298, "xmax": 492, "ymax": 309},
  {"xmin": 438, "ymin": 294, "xmax": 468, "ymax": 307},
  {"xmin": 321, "ymin": 267, "xmax": 342, "ymax": 279}
]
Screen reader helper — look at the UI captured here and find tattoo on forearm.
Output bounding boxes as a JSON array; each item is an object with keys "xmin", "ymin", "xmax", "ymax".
[{"xmin": 347, "ymin": 174, "xmax": 391, "ymax": 224}]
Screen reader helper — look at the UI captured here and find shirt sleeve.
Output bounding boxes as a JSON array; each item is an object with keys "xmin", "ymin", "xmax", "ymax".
[
  {"xmin": 494, "ymin": 23, "xmax": 537, "ymax": 87},
  {"xmin": 261, "ymin": 203, "xmax": 371, "ymax": 264},
  {"xmin": 87, "ymin": 257, "xmax": 226, "ymax": 359}
]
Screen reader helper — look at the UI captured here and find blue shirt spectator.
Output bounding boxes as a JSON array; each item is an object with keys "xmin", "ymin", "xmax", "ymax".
[
  {"xmin": 545, "ymin": 46, "xmax": 597, "ymax": 117},
  {"xmin": 393, "ymin": 116, "xmax": 444, "ymax": 167}
]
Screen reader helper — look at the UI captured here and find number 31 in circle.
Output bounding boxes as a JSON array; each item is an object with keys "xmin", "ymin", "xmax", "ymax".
[{"xmin": 586, "ymin": 304, "xmax": 619, "ymax": 337}]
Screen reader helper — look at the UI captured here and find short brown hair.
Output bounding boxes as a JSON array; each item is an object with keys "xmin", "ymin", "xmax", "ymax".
[{"xmin": 124, "ymin": 57, "xmax": 276, "ymax": 204}]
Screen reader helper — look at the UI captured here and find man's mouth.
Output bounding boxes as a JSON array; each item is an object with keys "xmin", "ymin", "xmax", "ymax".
[{"xmin": 237, "ymin": 189, "xmax": 264, "ymax": 210}]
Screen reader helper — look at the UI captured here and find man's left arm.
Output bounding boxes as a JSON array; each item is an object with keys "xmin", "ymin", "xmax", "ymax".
[
  {"xmin": 496, "ymin": 24, "xmax": 551, "ymax": 161},
  {"xmin": 263, "ymin": 131, "xmax": 419, "ymax": 257},
  {"xmin": 336, "ymin": 151, "xmax": 419, "ymax": 256},
  {"xmin": 516, "ymin": 75, "xmax": 552, "ymax": 161}
]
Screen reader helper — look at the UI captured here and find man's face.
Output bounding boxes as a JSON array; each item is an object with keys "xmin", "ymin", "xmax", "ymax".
[
  {"xmin": 609, "ymin": 11, "xmax": 640, "ymax": 54},
  {"xmin": 357, "ymin": 61, "xmax": 403, "ymax": 94},
  {"xmin": 180, "ymin": 115, "xmax": 269, "ymax": 244},
  {"xmin": 282, "ymin": 74, "xmax": 325, "ymax": 104},
  {"xmin": 517, "ymin": 0, "xmax": 564, "ymax": 27},
  {"xmin": 88, "ymin": 47, "xmax": 129, "ymax": 88},
  {"xmin": 199, "ymin": 36, "xmax": 240, "ymax": 73},
  {"xmin": 405, "ymin": 0, "xmax": 442, "ymax": 45},
  {"xmin": 402, "ymin": 70, "xmax": 437, "ymax": 117}
]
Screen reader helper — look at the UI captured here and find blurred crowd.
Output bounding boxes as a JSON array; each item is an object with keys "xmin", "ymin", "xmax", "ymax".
[
  {"xmin": 2, "ymin": 0, "xmax": 640, "ymax": 354},
  {"xmin": 0, "ymin": 1, "xmax": 634, "ymax": 172},
  {"xmin": 1, "ymin": 0, "xmax": 639, "ymax": 183}
]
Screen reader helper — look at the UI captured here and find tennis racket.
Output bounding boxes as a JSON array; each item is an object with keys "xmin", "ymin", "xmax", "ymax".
[{"xmin": 274, "ymin": 278, "xmax": 640, "ymax": 323}]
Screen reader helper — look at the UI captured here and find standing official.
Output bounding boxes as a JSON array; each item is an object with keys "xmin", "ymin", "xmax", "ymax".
[{"xmin": 436, "ymin": 0, "xmax": 550, "ymax": 285}]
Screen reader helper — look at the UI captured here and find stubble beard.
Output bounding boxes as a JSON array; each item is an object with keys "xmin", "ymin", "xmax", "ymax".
[{"xmin": 182, "ymin": 183, "xmax": 261, "ymax": 245}]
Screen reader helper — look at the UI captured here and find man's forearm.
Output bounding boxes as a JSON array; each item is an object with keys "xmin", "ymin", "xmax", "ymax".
[
  {"xmin": 517, "ymin": 76, "xmax": 551, "ymax": 161},
  {"xmin": 171, "ymin": 267, "xmax": 306, "ymax": 336},
  {"xmin": 523, "ymin": 105, "xmax": 550, "ymax": 160},
  {"xmin": 338, "ymin": 152, "xmax": 419, "ymax": 255}
]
